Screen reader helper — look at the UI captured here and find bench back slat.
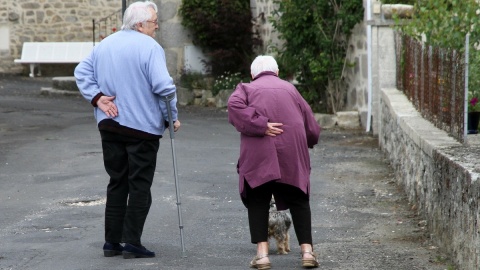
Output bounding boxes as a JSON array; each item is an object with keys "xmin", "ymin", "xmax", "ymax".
[{"xmin": 15, "ymin": 42, "xmax": 94, "ymax": 63}]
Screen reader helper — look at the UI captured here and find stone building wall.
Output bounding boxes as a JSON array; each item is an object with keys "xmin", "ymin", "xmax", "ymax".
[
  {"xmin": 0, "ymin": 0, "xmax": 190, "ymax": 79},
  {"xmin": 344, "ymin": 0, "xmax": 398, "ymax": 133},
  {"xmin": 0, "ymin": 0, "xmax": 121, "ymax": 74},
  {"xmin": 250, "ymin": 0, "xmax": 282, "ymax": 54},
  {"xmin": 344, "ymin": 22, "xmax": 368, "ymax": 117},
  {"xmin": 156, "ymin": 0, "xmax": 190, "ymax": 79}
]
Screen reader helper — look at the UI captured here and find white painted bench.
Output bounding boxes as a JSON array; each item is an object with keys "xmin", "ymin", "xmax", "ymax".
[{"xmin": 14, "ymin": 42, "xmax": 94, "ymax": 77}]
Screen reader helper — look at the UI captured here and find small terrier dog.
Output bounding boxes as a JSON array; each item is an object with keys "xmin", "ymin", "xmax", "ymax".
[{"xmin": 268, "ymin": 197, "xmax": 292, "ymax": 254}]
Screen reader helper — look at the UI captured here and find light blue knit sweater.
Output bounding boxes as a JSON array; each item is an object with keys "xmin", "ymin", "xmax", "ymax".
[{"xmin": 75, "ymin": 30, "xmax": 177, "ymax": 136}]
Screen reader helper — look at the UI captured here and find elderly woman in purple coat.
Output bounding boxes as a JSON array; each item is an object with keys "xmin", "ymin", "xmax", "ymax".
[{"xmin": 228, "ymin": 55, "xmax": 321, "ymax": 269}]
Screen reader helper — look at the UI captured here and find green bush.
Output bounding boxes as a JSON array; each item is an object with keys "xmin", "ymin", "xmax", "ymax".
[
  {"xmin": 179, "ymin": 0, "xmax": 259, "ymax": 77},
  {"xmin": 468, "ymin": 49, "xmax": 480, "ymax": 108},
  {"xmin": 271, "ymin": 0, "xmax": 364, "ymax": 113},
  {"xmin": 400, "ymin": 0, "xmax": 480, "ymax": 50}
]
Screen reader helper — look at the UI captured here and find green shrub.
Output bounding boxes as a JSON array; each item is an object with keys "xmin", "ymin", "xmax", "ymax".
[
  {"xmin": 400, "ymin": 0, "xmax": 480, "ymax": 50},
  {"xmin": 179, "ymin": 0, "xmax": 259, "ymax": 77},
  {"xmin": 468, "ymin": 49, "xmax": 480, "ymax": 109},
  {"xmin": 271, "ymin": 0, "xmax": 364, "ymax": 113}
]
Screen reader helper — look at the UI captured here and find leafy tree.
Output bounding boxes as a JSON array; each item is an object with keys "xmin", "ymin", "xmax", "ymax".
[
  {"xmin": 179, "ymin": 0, "xmax": 258, "ymax": 77},
  {"xmin": 398, "ymin": 0, "xmax": 480, "ymax": 99},
  {"xmin": 400, "ymin": 0, "xmax": 480, "ymax": 50},
  {"xmin": 271, "ymin": 0, "xmax": 364, "ymax": 113}
]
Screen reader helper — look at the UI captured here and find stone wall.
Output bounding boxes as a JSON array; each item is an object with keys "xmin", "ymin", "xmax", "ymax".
[
  {"xmin": 0, "ymin": 0, "xmax": 190, "ymax": 79},
  {"xmin": 379, "ymin": 88, "xmax": 480, "ymax": 269},
  {"xmin": 250, "ymin": 0, "xmax": 282, "ymax": 54},
  {"xmin": 156, "ymin": 0, "xmax": 190, "ymax": 79},
  {"xmin": 344, "ymin": 1, "xmax": 398, "ymax": 133},
  {"xmin": 0, "ymin": 0, "xmax": 121, "ymax": 74},
  {"xmin": 344, "ymin": 22, "xmax": 368, "ymax": 119}
]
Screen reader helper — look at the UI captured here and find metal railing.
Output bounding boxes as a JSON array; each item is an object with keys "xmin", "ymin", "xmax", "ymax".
[
  {"xmin": 395, "ymin": 32, "xmax": 466, "ymax": 142},
  {"xmin": 92, "ymin": 1, "xmax": 131, "ymax": 45},
  {"xmin": 92, "ymin": 9, "xmax": 122, "ymax": 45}
]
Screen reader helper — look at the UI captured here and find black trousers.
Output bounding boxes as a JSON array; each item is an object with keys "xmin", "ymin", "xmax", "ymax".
[
  {"xmin": 100, "ymin": 130, "xmax": 159, "ymax": 246},
  {"xmin": 245, "ymin": 181, "xmax": 313, "ymax": 245}
]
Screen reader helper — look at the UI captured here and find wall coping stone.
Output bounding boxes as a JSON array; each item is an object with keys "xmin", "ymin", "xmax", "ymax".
[{"xmin": 381, "ymin": 88, "xmax": 461, "ymax": 157}]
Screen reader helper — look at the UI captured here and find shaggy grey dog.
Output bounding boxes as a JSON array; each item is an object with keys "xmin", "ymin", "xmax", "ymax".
[{"xmin": 268, "ymin": 197, "xmax": 292, "ymax": 254}]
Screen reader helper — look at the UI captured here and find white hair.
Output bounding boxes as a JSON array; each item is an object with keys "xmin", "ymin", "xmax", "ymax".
[
  {"xmin": 250, "ymin": 55, "xmax": 279, "ymax": 78},
  {"xmin": 121, "ymin": 1, "xmax": 158, "ymax": 31}
]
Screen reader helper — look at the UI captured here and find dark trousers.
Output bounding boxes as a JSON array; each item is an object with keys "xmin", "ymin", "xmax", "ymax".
[
  {"xmin": 245, "ymin": 181, "xmax": 313, "ymax": 245},
  {"xmin": 100, "ymin": 130, "xmax": 159, "ymax": 246}
]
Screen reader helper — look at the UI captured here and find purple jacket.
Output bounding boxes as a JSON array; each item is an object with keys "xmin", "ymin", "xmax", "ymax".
[{"xmin": 227, "ymin": 71, "xmax": 321, "ymax": 210}]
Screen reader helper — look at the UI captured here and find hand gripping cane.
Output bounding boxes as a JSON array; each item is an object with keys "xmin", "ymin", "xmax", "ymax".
[{"xmin": 162, "ymin": 93, "xmax": 187, "ymax": 257}]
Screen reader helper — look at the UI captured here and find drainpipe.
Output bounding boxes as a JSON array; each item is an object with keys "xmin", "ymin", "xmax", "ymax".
[{"xmin": 366, "ymin": 0, "xmax": 373, "ymax": 132}]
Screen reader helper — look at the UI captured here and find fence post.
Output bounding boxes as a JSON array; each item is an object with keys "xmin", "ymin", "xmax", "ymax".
[
  {"xmin": 464, "ymin": 33, "xmax": 470, "ymax": 143},
  {"xmin": 92, "ymin": 19, "xmax": 95, "ymax": 46}
]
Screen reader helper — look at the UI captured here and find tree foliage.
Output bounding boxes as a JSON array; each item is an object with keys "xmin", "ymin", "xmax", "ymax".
[
  {"xmin": 271, "ymin": 0, "xmax": 364, "ymax": 113},
  {"xmin": 398, "ymin": 0, "xmax": 480, "ymax": 98},
  {"xmin": 400, "ymin": 0, "xmax": 480, "ymax": 50},
  {"xmin": 179, "ymin": 0, "xmax": 257, "ymax": 77}
]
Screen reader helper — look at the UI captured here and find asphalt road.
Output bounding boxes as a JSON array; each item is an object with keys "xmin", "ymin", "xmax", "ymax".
[{"xmin": 0, "ymin": 75, "xmax": 452, "ymax": 270}]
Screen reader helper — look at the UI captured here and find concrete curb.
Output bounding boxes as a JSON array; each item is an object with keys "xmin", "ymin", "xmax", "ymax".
[{"xmin": 40, "ymin": 87, "xmax": 81, "ymax": 96}]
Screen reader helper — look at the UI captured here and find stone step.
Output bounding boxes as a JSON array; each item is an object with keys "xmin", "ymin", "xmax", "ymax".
[
  {"xmin": 315, "ymin": 111, "xmax": 362, "ymax": 129},
  {"xmin": 52, "ymin": 76, "xmax": 79, "ymax": 91},
  {"xmin": 40, "ymin": 76, "xmax": 80, "ymax": 96}
]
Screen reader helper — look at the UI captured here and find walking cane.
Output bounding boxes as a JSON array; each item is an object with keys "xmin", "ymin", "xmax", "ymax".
[{"xmin": 162, "ymin": 93, "xmax": 187, "ymax": 258}]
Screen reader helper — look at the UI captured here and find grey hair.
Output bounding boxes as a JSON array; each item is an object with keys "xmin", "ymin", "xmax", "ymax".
[
  {"xmin": 250, "ymin": 55, "xmax": 279, "ymax": 78},
  {"xmin": 121, "ymin": 1, "xmax": 158, "ymax": 31}
]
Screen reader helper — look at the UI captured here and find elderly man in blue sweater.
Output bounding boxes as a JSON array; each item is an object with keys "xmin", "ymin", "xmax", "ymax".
[{"xmin": 75, "ymin": 1, "xmax": 180, "ymax": 259}]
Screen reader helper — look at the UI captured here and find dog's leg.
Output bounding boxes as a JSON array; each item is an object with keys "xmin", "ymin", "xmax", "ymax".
[
  {"xmin": 275, "ymin": 236, "xmax": 288, "ymax": 254},
  {"xmin": 285, "ymin": 233, "xmax": 291, "ymax": 252}
]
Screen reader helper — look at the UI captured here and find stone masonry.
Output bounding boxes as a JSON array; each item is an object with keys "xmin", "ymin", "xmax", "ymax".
[
  {"xmin": 156, "ymin": 0, "xmax": 190, "ymax": 79},
  {"xmin": 380, "ymin": 87, "xmax": 480, "ymax": 269},
  {"xmin": 0, "ymin": 0, "xmax": 121, "ymax": 74},
  {"xmin": 0, "ymin": 0, "xmax": 190, "ymax": 79},
  {"xmin": 249, "ymin": 0, "xmax": 282, "ymax": 54}
]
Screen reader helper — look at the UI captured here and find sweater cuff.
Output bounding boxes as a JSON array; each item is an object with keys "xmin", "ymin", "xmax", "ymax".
[{"xmin": 91, "ymin": 92, "xmax": 104, "ymax": 107}]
